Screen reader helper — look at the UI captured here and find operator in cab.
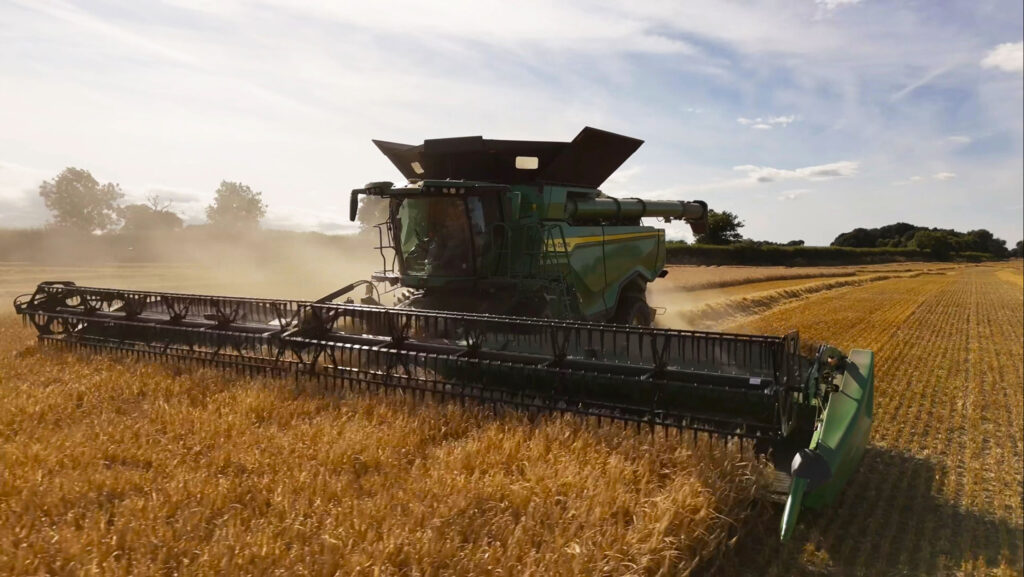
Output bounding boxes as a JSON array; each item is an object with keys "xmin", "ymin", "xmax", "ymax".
[{"xmin": 428, "ymin": 200, "xmax": 471, "ymax": 274}]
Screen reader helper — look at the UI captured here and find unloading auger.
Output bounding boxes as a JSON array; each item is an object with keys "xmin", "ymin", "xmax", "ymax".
[{"xmin": 13, "ymin": 128, "xmax": 873, "ymax": 541}]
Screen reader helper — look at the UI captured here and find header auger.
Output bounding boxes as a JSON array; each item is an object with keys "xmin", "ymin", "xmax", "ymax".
[{"xmin": 13, "ymin": 127, "xmax": 873, "ymax": 541}]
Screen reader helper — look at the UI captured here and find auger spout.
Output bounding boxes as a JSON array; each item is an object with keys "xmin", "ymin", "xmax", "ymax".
[{"xmin": 565, "ymin": 197, "xmax": 707, "ymax": 224}]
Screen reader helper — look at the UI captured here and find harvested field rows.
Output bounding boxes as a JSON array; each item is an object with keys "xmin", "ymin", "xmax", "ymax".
[
  {"xmin": 656, "ymin": 262, "xmax": 959, "ymax": 292},
  {"xmin": 996, "ymin": 264, "xmax": 1023, "ymax": 288},
  {"xmin": 653, "ymin": 268, "xmax": 955, "ymax": 330},
  {"xmin": 721, "ymin": 265, "xmax": 1023, "ymax": 576},
  {"xmin": 0, "ymin": 317, "xmax": 760, "ymax": 576},
  {"xmin": 653, "ymin": 275, "xmax": 859, "ymax": 308}
]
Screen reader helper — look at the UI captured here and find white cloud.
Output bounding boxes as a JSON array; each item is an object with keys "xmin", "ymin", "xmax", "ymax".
[
  {"xmin": 0, "ymin": 161, "xmax": 50, "ymax": 228},
  {"xmin": 733, "ymin": 161, "xmax": 859, "ymax": 183},
  {"xmin": 227, "ymin": 0, "xmax": 700, "ymax": 57},
  {"xmin": 737, "ymin": 115, "xmax": 797, "ymax": 130},
  {"xmin": 778, "ymin": 188, "xmax": 812, "ymax": 200},
  {"xmin": 0, "ymin": 1, "xmax": 1021, "ymax": 246},
  {"xmin": 945, "ymin": 135, "xmax": 972, "ymax": 145},
  {"xmin": 981, "ymin": 42, "xmax": 1024, "ymax": 73},
  {"xmin": 9, "ymin": 0, "xmax": 198, "ymax": 65},
  {"xmin": 891, "ymin": 62, "xmax": 959, "ymax": 101},
  {"xmin": 655, "ymin": 160, "xmax": 859, "ymax": 195},
  {"xmin": 894, "ymin": 173, "xmax": 957, "ymax": 186},
  {"xmin": 0, "ymin": 161, "xmax": 47, "ymax": 202},
  {"xmin": 603, "ymin": 165, "xmax": 643, "ymax": 188},
  {"xmin": 262, "ymin": 206, "xmax": 359, "ymax": 234},
  {"xmin": 816, "ymin": 0, "xmax": 863, "ymax": 9},
  {"xmin": 138, "ymin": 187, "xmax": 203, "ymax": 205}
]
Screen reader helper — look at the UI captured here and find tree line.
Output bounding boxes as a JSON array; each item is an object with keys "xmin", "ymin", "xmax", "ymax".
[
  {"xmin": 685, "ymin": 209, "xmax": 805, "ymax": 247},
  {"xmin": 684, "ymin": 210, "xmax": 1021, "ymax": 259},
  {"xmin": 831, "ymin": 222, "xmax": 1020, "ymax": 258},
  {"xmin": 30, "ymin": 169, "xmax": 1024, "ymax": 259},
  {"xmin": 36, "ymin": 167, "xmax": 267, "ymax": 233}
]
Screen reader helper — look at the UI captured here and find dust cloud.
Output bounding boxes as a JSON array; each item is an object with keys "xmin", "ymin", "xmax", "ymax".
[
  {"xmin": 648, "ymin": 281, "xmax": 727, "ymax": 331},
  {"xmin": 0, "ymin": 228, "xmax": 384, "ymax": 302}
]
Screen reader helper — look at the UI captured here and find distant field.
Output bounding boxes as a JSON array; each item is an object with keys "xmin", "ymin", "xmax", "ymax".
[{"xmin": 1, "ymin": 261, "xmax": 1021, "ymax": 575}]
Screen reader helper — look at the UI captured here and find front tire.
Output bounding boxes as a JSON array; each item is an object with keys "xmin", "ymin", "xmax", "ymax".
[{"xmin": 611, "ymin": 294, "xmax": 653, "ymax": 327}]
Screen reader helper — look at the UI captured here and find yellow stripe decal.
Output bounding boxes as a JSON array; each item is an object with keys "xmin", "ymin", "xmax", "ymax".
[{"xmin": 546, "ymin": 231, "xmax": 661, "ymax": 252}]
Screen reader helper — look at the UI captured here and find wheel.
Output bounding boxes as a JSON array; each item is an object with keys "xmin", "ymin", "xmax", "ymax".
[{"xmin": 611, "ymin": 294, "xmax": 653, "ymax": 327}]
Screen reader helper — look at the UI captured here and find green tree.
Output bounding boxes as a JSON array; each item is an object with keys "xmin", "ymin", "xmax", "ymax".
[
  {"xmin": 963, "ymin": 229, "xmax": 1009, "ymax": 257},
  {"xmin": 832, "ymin": 227, "xmax": 876, "ymax": 248},
  {"xmin": 832, "ymin": 222, "xmax": 924, "ymax": 248},
  {"xmin": 910, "ymin": 229, "xmax": 954, "ymax": 259},
  {"xmin": 694, "ymin": 210, "xmax": 745, "ymax": 245},
  {"xmin": 205, "ymin": 181, "xmax": 267, "ymax": 228},
  {"xmin": 356, "ymin": 195, "xmax": 391, "ymax": 235},
  {"xmin": 38, "ymin": 167, "xmax": 123, "ymax": 232},
  {"xmin": 120, "ymin": 195, "xmax": 183, "ymax": 233},
  {"xmin": 1010, "ymin": 240, "xmax": 1023, "ymax": 258}
]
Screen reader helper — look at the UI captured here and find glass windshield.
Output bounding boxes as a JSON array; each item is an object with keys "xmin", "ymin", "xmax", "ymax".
[{"xmin": 394, "ymin": 196, "xmax": 488, "ymax": 276}]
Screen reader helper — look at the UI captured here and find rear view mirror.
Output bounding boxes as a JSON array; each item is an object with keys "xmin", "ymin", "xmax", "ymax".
[{"xmin": 349, "ymin": 190, "xmax": 362, "ymax": 222}]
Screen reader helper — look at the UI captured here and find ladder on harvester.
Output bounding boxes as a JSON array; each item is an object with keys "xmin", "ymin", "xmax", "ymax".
[
  {"xmin": 539, "ymin": 225, "xmax": 575, "ymax": 319},
  {"xmin": 489, "ymin": 222, "xmax": 576, "ymax": 319}
]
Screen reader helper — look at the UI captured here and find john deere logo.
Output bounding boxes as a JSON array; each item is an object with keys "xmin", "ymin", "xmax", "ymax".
[{"xmin": 545, "ymin": 238, "xmax": 570, "ymax": 252}]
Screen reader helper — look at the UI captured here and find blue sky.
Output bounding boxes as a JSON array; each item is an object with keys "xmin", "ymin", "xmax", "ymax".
[{"xmin": 1, "ymin": 0, "xmax": 1021, "ymax": 245}]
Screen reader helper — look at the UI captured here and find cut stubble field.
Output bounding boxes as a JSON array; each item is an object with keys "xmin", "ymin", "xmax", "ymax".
[
  {"xmin": 1, "ymin": 261, "xmax": 1021, "ymax": 575},
  {"xmin": 723, "ymin": 262, "xmax": 1023, "ymax": 576}
]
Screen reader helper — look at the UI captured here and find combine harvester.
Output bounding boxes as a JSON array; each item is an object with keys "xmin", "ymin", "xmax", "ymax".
[{"xmin": 14, "ymin": 127, "xmax": 872, "ymax": 540}]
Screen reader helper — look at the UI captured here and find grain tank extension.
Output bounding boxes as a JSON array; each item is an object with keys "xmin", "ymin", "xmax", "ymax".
[{"xmin": 13, "ymin": 127, "xmax": 873, "ymax": 541}]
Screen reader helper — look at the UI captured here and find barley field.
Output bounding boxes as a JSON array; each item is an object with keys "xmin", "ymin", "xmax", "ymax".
[
  {"xmin": 1, "ymin": 261, "xmax": 1021, "ymax": 576},
  {"xmin": 0, "ymin": 317, "xmax": 760, "ymax": 576}
]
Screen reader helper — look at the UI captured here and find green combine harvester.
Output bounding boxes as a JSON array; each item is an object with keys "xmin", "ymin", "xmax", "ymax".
[{"xmin": 14, "ymin": 127, "xmax": 872, "ymax": 541}]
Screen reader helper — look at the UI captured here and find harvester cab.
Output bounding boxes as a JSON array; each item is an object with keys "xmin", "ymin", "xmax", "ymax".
[
  {"xmin": 13, "ymin": 127, "xmax": 874, "ymax": 542},
  {"xmin": 348, "ymin": 127, "xmax": 708, "ymax": 323}
]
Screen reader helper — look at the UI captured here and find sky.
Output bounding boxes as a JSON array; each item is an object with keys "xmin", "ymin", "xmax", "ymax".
[{"xmin": 0, "ymin": 0, "xmax": 1021, "ymax": 245}]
